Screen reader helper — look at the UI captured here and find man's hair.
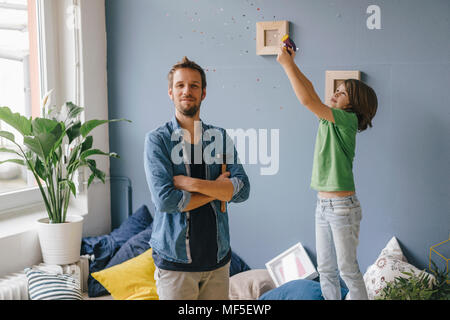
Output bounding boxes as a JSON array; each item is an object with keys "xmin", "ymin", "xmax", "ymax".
[
  {"xmin": 167, "ymin": 56, "xmax": 207, "ymax": 92},
  {"xmin": 344, "ymin": 79, "xmax": 378, "ymax": 132}
]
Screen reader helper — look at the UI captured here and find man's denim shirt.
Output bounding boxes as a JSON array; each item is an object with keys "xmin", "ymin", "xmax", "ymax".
[{"xmin": 144, "ymin": 117, "xmax": 250, "ymax": 264}]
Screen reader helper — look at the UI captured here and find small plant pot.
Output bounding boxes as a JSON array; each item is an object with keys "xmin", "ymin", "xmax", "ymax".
[{"xmin": 37, "ymin": 215, "xmax": 84, "ymax": 265}]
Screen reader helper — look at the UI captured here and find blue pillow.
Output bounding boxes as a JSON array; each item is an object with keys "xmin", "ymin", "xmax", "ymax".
[
  {"xmin": 109, "ymin": 205, "xmax": 153, "ymax": 247},
  {"xmin": 230, "ymin": 250, "xmax": 251, "ymax": 276},
  {"xmin": 258, "ymin": 279, "xmax": 348, "ymax": 300},
  {"xmin": 87, "ymin": 224, "xmax": 154, "ymax": 297},
  {"xmin": 81, "ymin": 205, "xmax": 153, "ymax": 297}
]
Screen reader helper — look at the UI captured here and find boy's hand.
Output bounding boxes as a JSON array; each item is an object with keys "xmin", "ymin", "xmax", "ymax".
[{"xmin": 276, "ymin": 46, "xmax": 295, "ymax": 67}]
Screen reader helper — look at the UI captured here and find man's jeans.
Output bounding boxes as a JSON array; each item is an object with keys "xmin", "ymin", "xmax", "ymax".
[
  {"xmin": 315, "ymin": 194, "xmax": 368, "ymax": 300},
  {"xmin": 154, "ymin": 262, "xmax": 230, "ymax": 300}
]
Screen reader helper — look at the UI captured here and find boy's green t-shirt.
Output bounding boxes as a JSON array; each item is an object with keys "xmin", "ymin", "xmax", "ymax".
[{"xmin": 310, "ymin": 108, "xmax": 358, "ymax": 191}]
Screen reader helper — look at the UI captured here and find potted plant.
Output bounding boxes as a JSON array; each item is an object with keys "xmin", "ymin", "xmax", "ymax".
[{"xmin": 0, "ymin": 93, "xmax": 130, "ymax": 265}]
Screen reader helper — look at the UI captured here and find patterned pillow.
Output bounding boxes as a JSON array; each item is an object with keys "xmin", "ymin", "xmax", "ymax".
[
  {"xmin": 363, "ymin": 237, "xmax": 432, "ymax": 300},
  {"xmin": 25, "ymin": 268, "xmax": 82, "ymax": 300}
]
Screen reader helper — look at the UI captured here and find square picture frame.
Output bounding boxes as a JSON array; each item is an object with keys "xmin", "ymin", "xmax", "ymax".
[
  {"xmin": 265, "ymin": 242, "xmax": 318, "ymax": 287},
  {"xmin": 256, "ymin": 20, "xmax": 289, "ymax": 55},
  {"xmin": 325, "ymin": 70, "xmax": 361, "ymax": 105}
]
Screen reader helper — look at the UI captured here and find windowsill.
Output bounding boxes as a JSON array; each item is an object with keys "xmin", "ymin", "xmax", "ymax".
[{"xmin": 0, "ymin": 192, "xmax": 88, "ymax": 240}]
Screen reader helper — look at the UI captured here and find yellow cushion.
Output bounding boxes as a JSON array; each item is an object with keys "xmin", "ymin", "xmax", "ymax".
[{"xmin": 92, "ymin": 248, "xmax": 159, "ymax": 300}]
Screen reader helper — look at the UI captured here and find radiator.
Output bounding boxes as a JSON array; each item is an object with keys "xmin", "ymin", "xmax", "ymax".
[{"xmin": 0, "ymin": 256, "xmax": 90, "ymax": 300}]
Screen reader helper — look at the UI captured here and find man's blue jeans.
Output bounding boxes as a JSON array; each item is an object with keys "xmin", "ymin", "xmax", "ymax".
[{"xmin": 315, "ymin": 194, "xmax": 368, "ymax": 300}]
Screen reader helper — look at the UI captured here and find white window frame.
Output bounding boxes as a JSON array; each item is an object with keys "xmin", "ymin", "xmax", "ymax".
[{"xmin": 0, "ymin": 0, "xmax": 86, "ymax": 214}]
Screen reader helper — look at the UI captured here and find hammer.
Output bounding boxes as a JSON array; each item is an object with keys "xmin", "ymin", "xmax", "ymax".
[{"xmin": 217, "ymin": 153, "xmax": 227, "ymax": 213}]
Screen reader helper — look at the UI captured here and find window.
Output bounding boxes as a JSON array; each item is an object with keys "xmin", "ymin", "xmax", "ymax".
[
  {"xmin": 0, "ymin": 0, "xmax": 38, "ymax": 195},
  {"xmin": 0, "ymin": 0, "xmax": 84, "ymax": 213}
]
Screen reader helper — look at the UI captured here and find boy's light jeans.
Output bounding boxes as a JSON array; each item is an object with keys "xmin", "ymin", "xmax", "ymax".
[{"xmin": 315, "ymin": 194, "xmax": 368, "ymax": 300}]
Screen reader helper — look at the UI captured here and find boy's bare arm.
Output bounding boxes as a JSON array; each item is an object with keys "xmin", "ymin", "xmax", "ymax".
[{"xmin": 277, "ymin": 47, "xmax": 334, "ymax": 122}]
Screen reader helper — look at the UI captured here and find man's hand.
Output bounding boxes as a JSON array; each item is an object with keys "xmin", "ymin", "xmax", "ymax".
[
  {"xmin": 276, "ymin": 46, "xmax": 296, "ymax": 67},
  {"xmin": 174, "ymin": 171, "xmax": 234, "ymax": 202},
  {"xmin": 173, "ymin": 175, "xmax": 195, "ymax": 192},
  {"xmin": 216, "ymin": 171, "xmax": 231, "ymax": 181},
  {"xmin": 174, "ymin": 172, "xmax": 231, "ymax": 192}
]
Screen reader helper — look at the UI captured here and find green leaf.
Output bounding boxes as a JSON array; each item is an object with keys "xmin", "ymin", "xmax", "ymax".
[
  {"xmin": 26, "ymin": 120, "xmax": 64, "ymax": 161},
  {"xmin": 67, "ymin": 180, "xmax": 76, "ymax": 196},
  {"xmin": 87, "ymin": 160, "xmax": 105, "ymax": 184},
  {"xmin": 34, "ymin": 158, "xmax": 47, "ymax": 180},
  {"xmin": 0, "ymin": 106, "xmax": 32, "ymax": 136},
  {"xmin": 0, "ymin": 158, "xmax": 25, "ymax": 166},
  {"xmin": 80, "ymin": 148, "xmax": 118, "ymax": 161},
  {"xmin": 80, "ymin": 118, "xmax": 131, "ymax": 138},
  {"xmin": 0, "ymin": 130, "xmax": 16, "ymax": 144},
  {"xmin": 80, "ymin": 135, "xmax": 93, "ymax": 153},
  {"xmin": 66, "ymin": 121, "xmax": 81, "ymax": 144},
  {"xmin": 66, "ymin": 102, "xmax": 84, "ymax": 120},
  {"xmin": 32, "ymin": 118, "xmax": 61, "ymax": 136},
  {"xmin": 23, "ymin": 136, "xmax": 45, "ymax": 159},
  {"xmin": 88, "ymin": 173, "xmax": 95, "ymax": 187},
  {"xmin": 0, "ymin": 147, "xmax": 21, "ymax": 156},
  {"xmin": 59, "ymin": 179, "xmax": 76, "ymax": 197}
]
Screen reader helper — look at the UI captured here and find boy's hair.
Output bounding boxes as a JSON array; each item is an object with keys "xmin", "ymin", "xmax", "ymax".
[
  {"xmin": 167, "ymin": 56, "xmax": 207, "ymax": 92},
  {"xmin": 344, "ymin": 79, "xmax": 378, "ymax": 132}
]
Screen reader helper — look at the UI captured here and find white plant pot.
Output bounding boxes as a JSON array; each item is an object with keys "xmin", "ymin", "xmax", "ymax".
[{"xmin": 37, "ymin": 215, "xmax": 84, "ymax": 265}]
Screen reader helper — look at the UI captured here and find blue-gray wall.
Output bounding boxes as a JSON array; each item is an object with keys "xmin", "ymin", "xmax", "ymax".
[{"xmin": 105, "ymin": 0, "xmax": 450, "ymax": 272}]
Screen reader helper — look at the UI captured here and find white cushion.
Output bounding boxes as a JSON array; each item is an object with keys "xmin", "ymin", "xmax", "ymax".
[
  {"xmin": 363, "ymin": 236, "xmax": 432, "ymax": 300},
  {"xmin": 229, "ymin": 269, "xmax": 276, "ymax": 300}
]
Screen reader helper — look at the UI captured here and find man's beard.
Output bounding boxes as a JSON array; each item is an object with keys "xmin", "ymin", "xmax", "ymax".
[{"xmin": 175, "ymin": 100, "xmax": 202, "ymax": 118}]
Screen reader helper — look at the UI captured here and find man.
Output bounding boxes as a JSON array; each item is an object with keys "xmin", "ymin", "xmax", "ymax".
[{"xmin": 144, "ymin": 56, "xmax": 250, "ymax": 300}]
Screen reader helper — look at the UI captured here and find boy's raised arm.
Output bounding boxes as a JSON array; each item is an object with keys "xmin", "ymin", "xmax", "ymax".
[{"xmin": 277, "ymin": 47, "xmax": 334, "ymax": 123}]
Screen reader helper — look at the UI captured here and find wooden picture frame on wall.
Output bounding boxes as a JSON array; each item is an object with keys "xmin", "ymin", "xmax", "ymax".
[
  {"xmin": 256, "ymin": 21, "xmax": 289, "ymax": 55},
  {"xmin": 325, "ymin": 70, "xmax": 361, "ymax": 105}
]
